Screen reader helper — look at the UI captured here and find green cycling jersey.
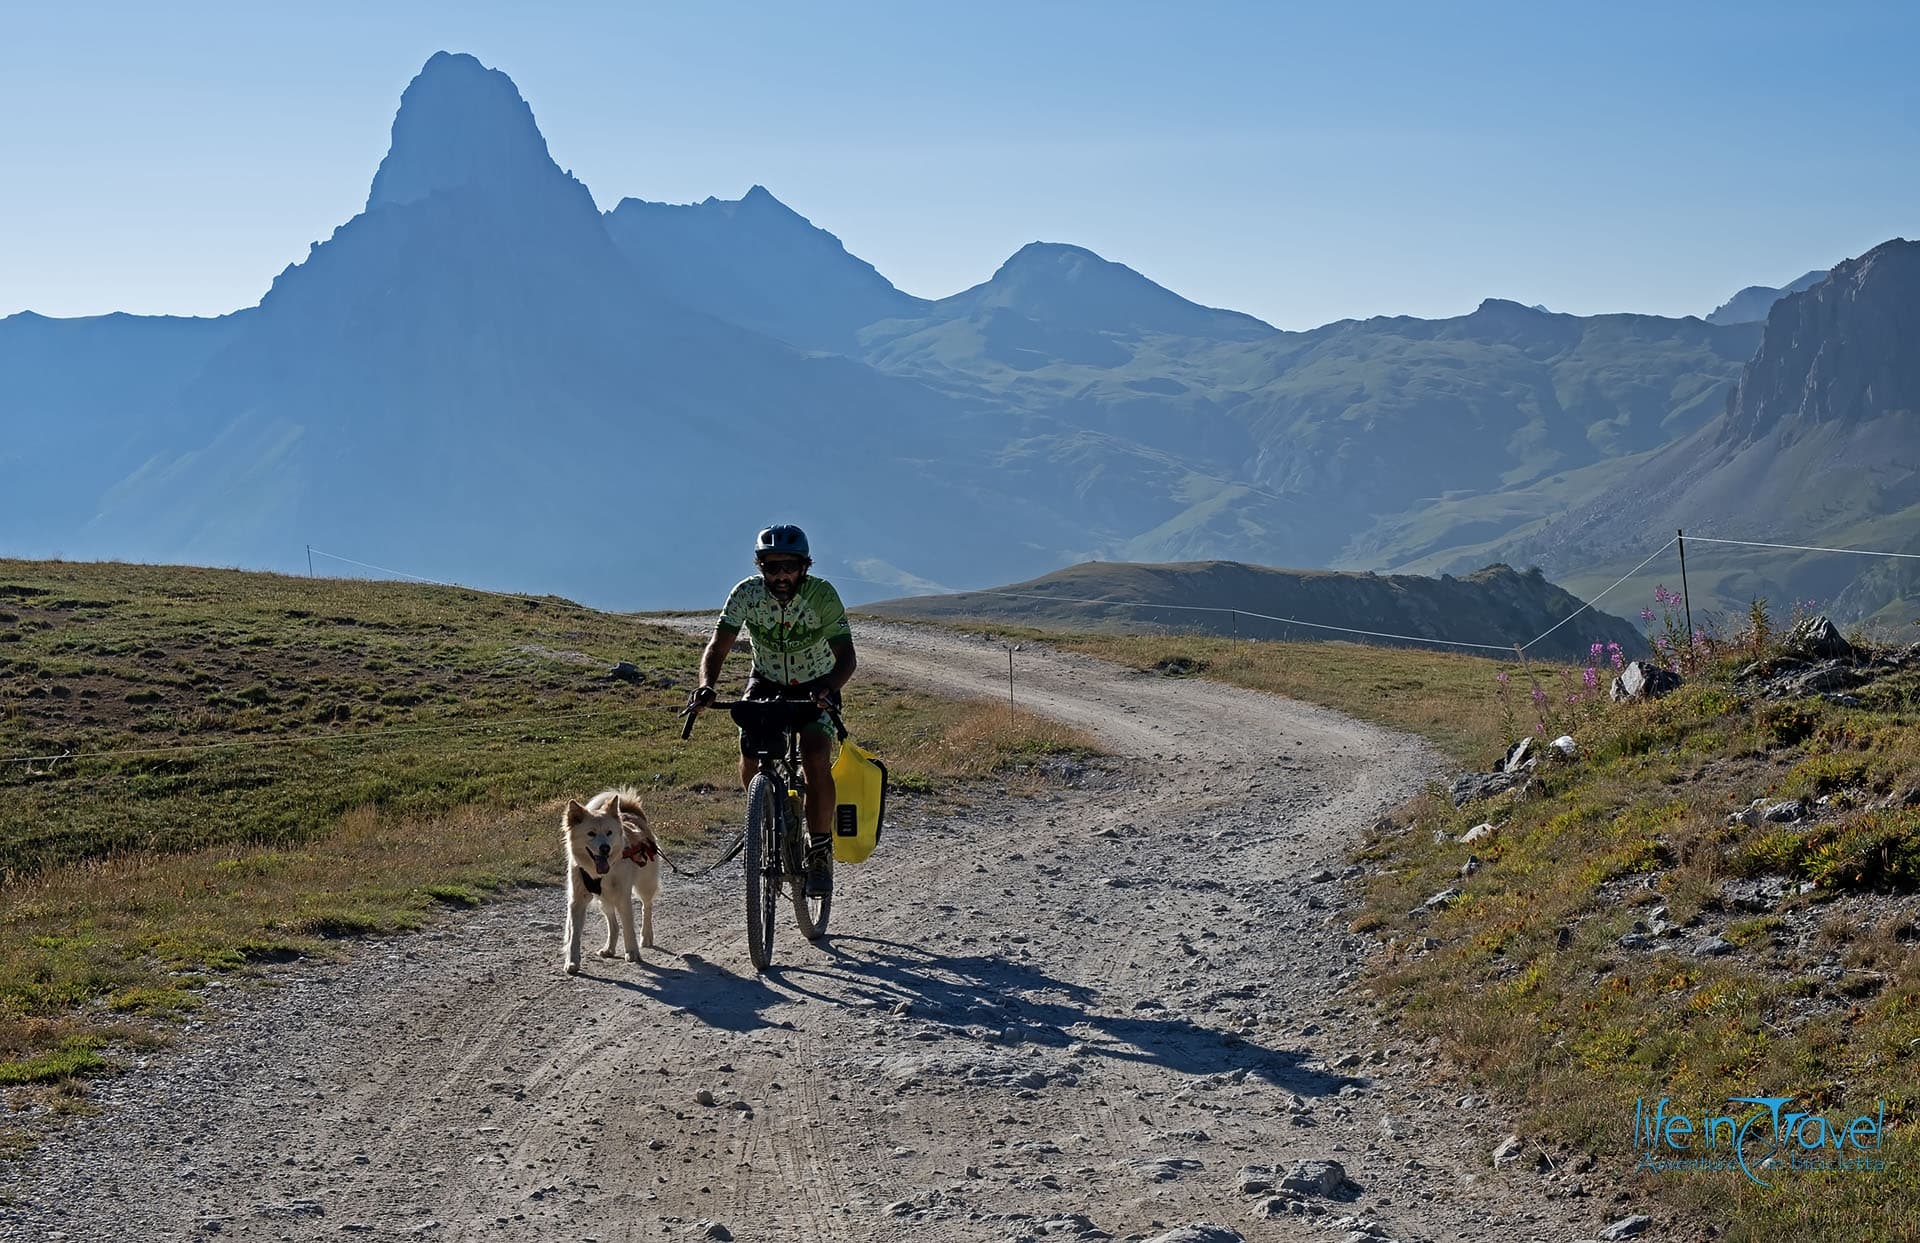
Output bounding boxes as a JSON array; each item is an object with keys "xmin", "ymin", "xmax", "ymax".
[{"xmin": 716, "ymin": 575, "xmax": 851, "ymax": 686}]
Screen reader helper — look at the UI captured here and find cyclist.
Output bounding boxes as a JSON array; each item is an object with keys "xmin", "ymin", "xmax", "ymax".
[{"xmin": 690, "ymin": 524, "xmax": 856, "ymax": 895}]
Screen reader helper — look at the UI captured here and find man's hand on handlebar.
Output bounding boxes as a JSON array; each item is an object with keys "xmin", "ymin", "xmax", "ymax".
[{"xmin": 681, "ymin": 685, "xmax": 717, "ymax": 717}]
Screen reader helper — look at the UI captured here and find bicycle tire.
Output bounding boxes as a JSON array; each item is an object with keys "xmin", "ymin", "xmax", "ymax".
[
  {"xmin": 743, "ymin": 773, "xmax": 781, "ymax": 971},
  {"xmin": 791, "ymin": 818, "xmax": 832, "ymax": 941}
]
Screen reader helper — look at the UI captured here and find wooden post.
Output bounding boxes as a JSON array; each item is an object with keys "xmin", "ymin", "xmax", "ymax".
[
  {"xmin": 1514, "ymin": 643, "xmax": 1550, "ymax": 736},
  {"xmin": 1677, "ymin": 528, "xmax": 1694, "ymax": 662}
]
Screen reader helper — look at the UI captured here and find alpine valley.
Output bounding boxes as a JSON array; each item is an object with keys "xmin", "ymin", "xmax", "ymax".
[{"xmin": 5, "ymin": 52, "xmax": 1914, "ymax": 627}]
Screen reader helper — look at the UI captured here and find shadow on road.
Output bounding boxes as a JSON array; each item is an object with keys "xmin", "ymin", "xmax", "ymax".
[
  {"xmin": 777, "ymin": 933, "xmax": 1351, "ymax": 1098},
  {"xmin": 579, "ymin": 950, "xmax": 789, "ymax": 1032}
]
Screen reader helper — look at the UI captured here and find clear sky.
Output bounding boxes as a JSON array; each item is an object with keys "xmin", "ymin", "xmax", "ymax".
[{"xmin": 3, "ymin": 1, "xmax": 1914, "ymax": 329}]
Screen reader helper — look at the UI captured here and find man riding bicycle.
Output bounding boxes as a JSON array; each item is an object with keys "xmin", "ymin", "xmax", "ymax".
[{"xmin": 690, "ymin": 524, "xmax": 856, "ymax": 896}]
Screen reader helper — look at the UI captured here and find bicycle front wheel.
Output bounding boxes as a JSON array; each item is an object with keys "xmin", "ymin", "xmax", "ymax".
[{"xmin": 743, "ymin": 773, "xmax": 781, "ymax": 972}]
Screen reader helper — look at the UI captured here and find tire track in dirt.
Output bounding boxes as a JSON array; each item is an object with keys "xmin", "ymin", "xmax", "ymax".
[{"xmin": 1, "ymin": 621, "xmax": 1638, "ymax": 1243}]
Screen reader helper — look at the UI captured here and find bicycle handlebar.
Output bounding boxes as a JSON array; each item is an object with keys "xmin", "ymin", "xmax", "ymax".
[{"xmin": 679, "ymin": 697, "xmax": 845, "ymax": 741}]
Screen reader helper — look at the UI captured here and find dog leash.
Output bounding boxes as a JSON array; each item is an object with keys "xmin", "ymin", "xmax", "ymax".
[{"xmin": 659, "ymin": 831, "xmax": 746, "ymax": 879}]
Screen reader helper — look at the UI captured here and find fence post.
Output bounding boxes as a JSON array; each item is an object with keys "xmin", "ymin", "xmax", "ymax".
[
  {"xmin": 1676, "ymin": 528, "xmax": 1694, "ymax": 654},
  {"xmin": 1513, "ymin": 643, "xmax": 1550, "ymax": 737}
]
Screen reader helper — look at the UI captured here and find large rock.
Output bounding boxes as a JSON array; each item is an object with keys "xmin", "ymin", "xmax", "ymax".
[
  {"xmin": 1278, "ymin": 1159, "xmax": 1360, "ymax": 1199},
  {"xmin": 1610, "ymin": 661, "xmax": 1683, "ymax": 702},
  {"xmin": 1784, "ymin": 615, "xmax": 1853, "ymax": 660},
  {"xmin": 1143, "ymin": 1227, "xmax": 1243, "ymax": 1243},
  {"xmin": 1450, "ymin": 770, "xmax": 1526, "ymax": 806}
]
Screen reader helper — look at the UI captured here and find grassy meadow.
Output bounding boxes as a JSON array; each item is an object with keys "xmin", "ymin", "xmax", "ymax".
[{"xmin": 0, "ymin": 560, "xmax": 1095, "ymax": 1137}]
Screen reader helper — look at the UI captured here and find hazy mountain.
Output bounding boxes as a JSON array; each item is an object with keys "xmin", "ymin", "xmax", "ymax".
[
  {"xmin": 855, "ymin": 290, "xmax": 1762, "ymax": 572},
  {"xmin": 0, "ymin": 53, "xmax": 1085, "ymax": 603},
  {"xmin": 0, "ymin": 310, "xmax": 244, "ymax": 551},
  {"xmin": 1704, "ymin": 269, "xmax": 1828, "ymax": 325},
  {"xmin": 602, "ymin": 187, "xmax": 928, "ymax": 353},
  {"xmin": 1449, "ymin": 240, "xmax": 1920, "ymax": 623},
  {"xmin": 6, "ymin": 50, "xmax": 1899, "ymax": 626},
  {"xmin": 863, "ymin": 559, "xmax": 1643, "ymax": 662}
]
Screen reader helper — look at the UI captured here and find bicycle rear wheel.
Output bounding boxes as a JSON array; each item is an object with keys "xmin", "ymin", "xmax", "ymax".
[
  {"xmin": 743, "ymin": 773, "xmax": 781, "ymax": 971},
  {"xmin": 791, "ymin": 821, "xmax": 832, "ymax": 941}
]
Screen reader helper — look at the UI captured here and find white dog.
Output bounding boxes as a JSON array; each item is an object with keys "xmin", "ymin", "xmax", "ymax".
[{"xmin": 562, "ymin": 788, "xmax": 661, "ymax": 974}]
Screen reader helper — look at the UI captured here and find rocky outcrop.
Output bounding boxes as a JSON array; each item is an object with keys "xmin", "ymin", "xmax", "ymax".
[{"xmin": 1722, "ymin": 239, "xmax": 1920, "ymax": 447}]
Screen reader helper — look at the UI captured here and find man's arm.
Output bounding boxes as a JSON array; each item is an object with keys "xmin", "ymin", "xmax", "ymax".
[
  {"xmin": 697, "ymin": 626, "xmax": 738, "ymax": 698},
  {"xmin": 820, "ymin": 637, "xmax": 856, "ymax": 695}
]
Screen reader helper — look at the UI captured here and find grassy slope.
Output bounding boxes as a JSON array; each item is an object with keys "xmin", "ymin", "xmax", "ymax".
[
  {"xmin": 864, "ymin": 560, "xmax": 1645, "ymax": 665},
  {"xmin": 0, "ymin": 560, "xmax": 1096, "ymax": 1132},
  {"xmin": 959, "ymin": 619, "xmax": 1920, "ymax": 1242}
]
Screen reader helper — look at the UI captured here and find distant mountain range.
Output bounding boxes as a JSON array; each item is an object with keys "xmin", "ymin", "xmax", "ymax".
[
  {"xmin": 2, "ymin": 50, "xmax": 1912, "ymax": 627},
  {"xmin": 1704, "ymin": 270, "xmax": 1829, "ymax": 325}
]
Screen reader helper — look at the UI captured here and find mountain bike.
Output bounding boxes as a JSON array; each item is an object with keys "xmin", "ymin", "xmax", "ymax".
[{"xmin": 679, "ymin": 695, "xmax": 840, "ymax": 971}]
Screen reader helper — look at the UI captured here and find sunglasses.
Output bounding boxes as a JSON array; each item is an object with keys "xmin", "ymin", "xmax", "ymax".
[{"xmin": 757, "ymin": 558, "xmax": 806, "ymax": 575}]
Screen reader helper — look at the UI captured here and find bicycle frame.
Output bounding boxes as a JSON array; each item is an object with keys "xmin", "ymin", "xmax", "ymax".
[{"xmin": 680, "ymin": 695, "xmax": 842, "ymax": 969}]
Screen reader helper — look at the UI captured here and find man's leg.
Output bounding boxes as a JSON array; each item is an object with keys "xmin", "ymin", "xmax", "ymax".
[
  {"xmin": 738, "ymin": 754, "xmax": 760, "ymax": 789},
  {"xmin": 800, "ymin": 732, "xmax": 835, "ymax": 842}
]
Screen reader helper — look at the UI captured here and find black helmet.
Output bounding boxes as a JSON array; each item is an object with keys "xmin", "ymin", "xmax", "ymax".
[{"xmin": 755, "ymin": 524, "xmax": 810, "ymax": 560}]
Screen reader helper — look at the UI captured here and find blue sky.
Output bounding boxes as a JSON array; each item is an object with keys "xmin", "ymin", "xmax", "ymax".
[{"xmin": 2, "ymin": 1, "xmax": 1914, "ymax": 329}]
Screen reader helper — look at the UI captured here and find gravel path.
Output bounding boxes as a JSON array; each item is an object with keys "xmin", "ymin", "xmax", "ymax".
[{"xmin": 0, "ymin": 623, "xmax": 1647, "ymax": 1243}]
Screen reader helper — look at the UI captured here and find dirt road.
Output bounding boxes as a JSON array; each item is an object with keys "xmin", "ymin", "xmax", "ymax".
[{"xmin": 2, "ymin": 624, "xmax": 1641, "ymax": 1243}]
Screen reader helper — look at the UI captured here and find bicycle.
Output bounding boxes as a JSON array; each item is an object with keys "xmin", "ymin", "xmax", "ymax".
[{"xmin": 679, "ymin": 693, "xmax": 840, "ymax": 971}]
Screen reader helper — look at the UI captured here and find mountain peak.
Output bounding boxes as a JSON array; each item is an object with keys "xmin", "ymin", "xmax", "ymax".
[
  {"xmin": 365, "ymin": 52, "xmax": 563, "ymax": 211},
  {"xmin": 1723, "ymin": 238, "xmax": 1920, "ymax": 443},
  {"xmin": 965, "ymin": 242, "xmax": 1273, "ymax": 340},
  {"xmin": 1705, "ymin": 268, "xmax": 1829, "ymax": 325}
]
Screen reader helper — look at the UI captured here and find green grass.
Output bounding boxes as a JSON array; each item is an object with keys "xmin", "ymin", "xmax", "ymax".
[{"xmin": 0, "ymin": 559, "xmax": 1100, "ymax": 1137}]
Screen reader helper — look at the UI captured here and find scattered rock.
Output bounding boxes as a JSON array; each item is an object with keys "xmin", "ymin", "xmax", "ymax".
[
  {"xmin": 1597, "ymin": 1214, "xmax": 1654, "ymax": 1240},
  {"xmin": 1459, "ymin": 856, "xmax": 1480, "ymax": 877},
  {"xmin": 1610, "ymin": 661, "xmax": 1683, "ymax": 702},
  {"xmin": 1277, "ymin": 1159, "xmax": 1359, "ymax": 1199},
  {"xmin": 1423, "ymin": 888, "xmax": 1462, "ymax": 910},
  {"xmin": 1763, "ymin": 800, "xmax": 1806, "ymax": 824},
  {"xmin": 1127, "ymin": 1156, "xmax": 1204, "ymax": 1182},
  {"xmin": 1460, "ymin": 823, "xmax": 1496, "ymax": 845},
  {"xmin": 1719, "ymin": 876, "xmax": 1789, "ymax": 911},
  {"xmin": 1692, "ymin": 937, "xmax": 1735, "ymax": 957},
  {"xmin": 1491, "ymin": 1135, "xmax": 1526, "ymax": 1168},
  {"xmin": 1142, "ymin": 1228, "xmax": 1243, "ymax": 1243},
  {"xmin": 1617, "ymin": 933, "xmax": 1656, "ymax": 951},
  {"xmin": 1498, "ymin": 737, "xmax": 1534, "ymax": 773},
  {"xmin": 1449, "ymin": 770, "xmax": 1526, "ymax": 806},
  {"xmin": 1549, "ymin": 734, "xmax": 1577, "ymax": 758},
  {"xmin": 696, "ymin": 1223, "xmax": 733, "ymax": 1241}
]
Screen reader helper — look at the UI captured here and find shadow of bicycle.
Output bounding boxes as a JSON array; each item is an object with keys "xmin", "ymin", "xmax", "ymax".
[{"xmin": 771, "ymin": 933, "xmax": 1349, "ymax": 1098}]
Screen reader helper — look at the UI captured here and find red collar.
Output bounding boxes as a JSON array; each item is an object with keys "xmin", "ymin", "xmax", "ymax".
[{"xmin": 620, "ymin": 829, "xmax": 658, "ymax": 865}]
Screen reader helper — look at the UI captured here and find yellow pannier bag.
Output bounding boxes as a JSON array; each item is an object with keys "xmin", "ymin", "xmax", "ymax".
[{"xmin": 830, "ymin": 740, "xmax": 888, "ymax": 864}]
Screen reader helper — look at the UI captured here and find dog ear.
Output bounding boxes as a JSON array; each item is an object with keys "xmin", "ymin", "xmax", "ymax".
[
  {"xmin": 564, "ymin": 799, "xmax": 588, "ymax": 827},
  {"xmin": 609, "ymin": 795, "xmax": 624, "ymax": 818}
]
